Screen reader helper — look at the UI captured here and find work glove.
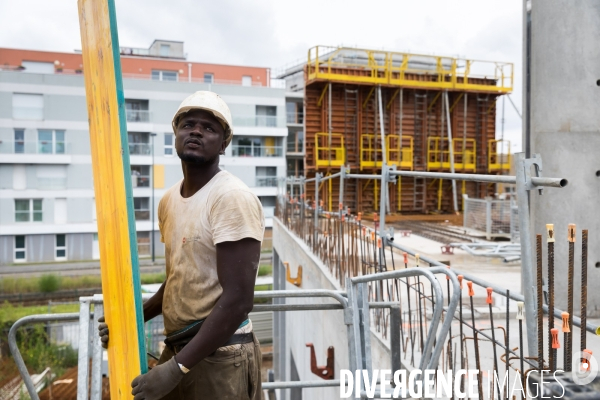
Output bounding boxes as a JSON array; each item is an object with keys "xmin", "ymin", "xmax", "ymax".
[
  {"xmin": 131, "ymin": 357, "xmax": 185, "ymax": 400},
  {"xmin": 98, "ymin": 316, "xmax": 109, "ymax": 349}
]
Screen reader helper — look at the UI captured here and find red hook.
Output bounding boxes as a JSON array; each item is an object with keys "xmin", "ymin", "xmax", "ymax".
[{"xmin": 306, "ymin": 343, "xmax": 334, "ymax": 380}]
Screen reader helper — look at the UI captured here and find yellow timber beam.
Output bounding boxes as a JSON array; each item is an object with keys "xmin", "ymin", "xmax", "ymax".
[{"xmin": 78, "ymin": 0, "xmax": 146, "ymax": 398}]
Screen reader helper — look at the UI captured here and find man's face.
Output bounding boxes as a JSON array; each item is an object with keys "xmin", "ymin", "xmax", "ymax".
[{"xmin": 175, "ymin": 109, "xmax": 226, "ymax": 164}]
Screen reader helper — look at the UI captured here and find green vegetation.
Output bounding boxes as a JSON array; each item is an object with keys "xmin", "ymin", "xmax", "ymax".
[
  {"xmin": 0, "ymin": 301, "xmax": 79, "ymax": 326},
  {"xmin": 258, "ymin": 264, "xmax": 272, "ymax": 277},
  {"xmin": 17, "ymin": 325, "xmax": 78, "ymax": 376},
  {"xmin": 0, "ymin": 273, "xmax": 166, "ymax": 295}
]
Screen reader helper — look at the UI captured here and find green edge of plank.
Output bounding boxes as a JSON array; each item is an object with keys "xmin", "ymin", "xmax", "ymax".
[{"xmin": 107, "ymin": 0, "xmax": 148, "ymax": 374}]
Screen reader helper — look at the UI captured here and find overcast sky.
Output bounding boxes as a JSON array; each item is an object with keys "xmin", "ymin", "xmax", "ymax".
[{"xmin": 0, "ymin": 0, "xmax": 524, "ymax": 150}]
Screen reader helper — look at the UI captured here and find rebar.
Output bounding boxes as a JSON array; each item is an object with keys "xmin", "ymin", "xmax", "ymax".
[
  {"xmin": 458, "ymin": 275, "xmax": 465, "ymax": 394},
  {"xmin": 536, "ymin": 234, "xmax": 544, "ymax": 371},
  {"xmin": 546, "ymin": 224, "xmax": 555, "ymax": 372},
  {"xmin": 581, "ymin": 229, "xmax": 588, "ymax": 354},
  {"xmin": 517, "ymin": 301, "xmax": 525, "ymax": 399},
  {"xmin": 487, "ymin": 287, "xmax": 501, "ymax": 400},
  {"xmin": 505, "ymin": 289, "xmax": 510, "ymax": 400},
  {"xmin": 566, "ymin": 224, "xmax": 575, "ymax": 371},
  {"xmin": 467, "ymin": 281, "xmax": 483, "ymax": 399}
]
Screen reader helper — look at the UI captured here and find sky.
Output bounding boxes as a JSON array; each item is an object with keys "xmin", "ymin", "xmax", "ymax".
[{"xmin": 0, "ymin": 0, "xmax": 524, "ymax": 151}]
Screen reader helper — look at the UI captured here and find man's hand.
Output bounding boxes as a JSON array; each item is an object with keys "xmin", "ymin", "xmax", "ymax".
[
  {"xmin": 131, "ymin": 357, "xmax": 184, "ymax": 400},
  {"xmin": 98, "ymin": 316, "xmax": 109, "ymax": 349}
]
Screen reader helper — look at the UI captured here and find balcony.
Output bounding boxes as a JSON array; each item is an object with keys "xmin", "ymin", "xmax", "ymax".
[
  {"xmin": 232, "ymin": 115, "xmax": 286, "ymax": 128},
  {"xmin": 286, "ymin": 112, "xmax": 304, "ymax": 125},
  {"xmin": 129, "ymin": 143, "xmax": 152, "ymax": 155},
  {"xmin": 0, "ymin": 140, "xmax": 70, "ymax": 155},
  {"xmin": 255, "ymin": 176, "xmax": 279, "ymax": 187},
  {"xmin": 231, "ymin": 145, "xmax": 283, "ymax": 157},
  {"xmin": 126, "ymin": 109, "xmax": 151, "ymax": 123}
]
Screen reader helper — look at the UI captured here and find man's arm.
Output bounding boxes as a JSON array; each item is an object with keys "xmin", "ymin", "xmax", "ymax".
[
  {"xmin": 143, "ymin": 281, "xmax": 165, "ymax": 322},
  {"xmin": 173, "ymin": 237, "xmax": 260, "ymax": 368}
]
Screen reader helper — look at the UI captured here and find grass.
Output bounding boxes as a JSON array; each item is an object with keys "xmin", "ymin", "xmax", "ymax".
[
  {"xmin": 258, "ymin": 264, "xmax": 272, "ymax": 277},
  {"xmin": 0, "ymin": 301, "xmax": 79, "ymax": 326},
  {"xmin": 0, "ymin": 273, "xmax": 167, "ymax": 295}
]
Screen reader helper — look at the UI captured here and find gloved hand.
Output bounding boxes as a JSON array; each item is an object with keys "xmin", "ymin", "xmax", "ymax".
[
  {"xmin": 98, "ymin": 316, "xmax": 109, "ymax": 349},
  {"xmin": 131, "ymin": 357, "xmax": 185, "ymax": 400}
]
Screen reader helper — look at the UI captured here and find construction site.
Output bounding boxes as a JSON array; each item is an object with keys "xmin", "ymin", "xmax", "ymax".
[{"xmin": 2, "ymin": 1, "xmax": 600, "ymax": 400}]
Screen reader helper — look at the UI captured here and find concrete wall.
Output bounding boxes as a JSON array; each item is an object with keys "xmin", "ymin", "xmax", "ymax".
[
  {"xmin": 272, "ymin": 218, "xmax": 391, "ymax": 400},
  {"xmin": 529, "ymin": 0, "xmax": 600, "ymax": 315}
]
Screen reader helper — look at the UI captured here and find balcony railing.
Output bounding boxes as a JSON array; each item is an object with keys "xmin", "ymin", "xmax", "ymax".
[
  {"xmin": 231, "ymin": 145, "xmax": 283, "ymax": 157},
  {"xmin": 255, "ymin": 176, "xmax": 279, "ymax": 187},
  {"xmin": 0, "ymin": 67, "xmax": 270, "ymax": 88},
  {"xmin": 129, "ymin": 143, "xmax": 152, "ymax": 155},
  {"xmin": 286, "ymin": 112, "xmax": 303, "ymax": 124},
  {"xmin": 232, "ymin": 115, "xmax": 286, "ymax": 128},
  {"xmin": 126, "ymin": 110, "xmax": 151, "ymax": 123},
  {"xmin": 131, "ymin": 175, "xmax": 151, "ymax": 187},
  {"xmin": 0, "ymin": 140, "xmax": 71, "ymax": 154},
  {"xmin": 134, "ymin": 210, "xmax": 150, "ymax": 220},
  {"xmin": 37, "ymin": 177, "xmax": 67, "ymax": 190}
]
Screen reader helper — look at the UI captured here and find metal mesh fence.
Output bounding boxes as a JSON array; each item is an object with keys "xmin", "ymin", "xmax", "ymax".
[{"xmin": 463, "ymin": 196, "xmax": 516, "ymax": 240}]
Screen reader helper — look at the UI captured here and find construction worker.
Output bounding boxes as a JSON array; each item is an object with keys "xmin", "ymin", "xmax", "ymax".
[{"xmin": 99, "ymin": 91, "xmax": 265, "ymax": 399}]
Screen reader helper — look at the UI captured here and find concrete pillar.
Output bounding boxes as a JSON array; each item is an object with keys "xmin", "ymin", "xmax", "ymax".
[{"xmin": 528, "ymin": 0, "xmax": 600, "ymax": 316}]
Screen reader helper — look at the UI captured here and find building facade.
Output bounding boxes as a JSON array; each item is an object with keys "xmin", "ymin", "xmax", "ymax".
[{"xmin": 0, "ymin": 41, "xmax": 286, "ymax": 265}]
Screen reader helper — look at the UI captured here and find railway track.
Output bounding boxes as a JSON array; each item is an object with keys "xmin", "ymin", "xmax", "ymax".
[{"xmin": 392, "ymin": 220, "xmax": 480, "ymax": 244}]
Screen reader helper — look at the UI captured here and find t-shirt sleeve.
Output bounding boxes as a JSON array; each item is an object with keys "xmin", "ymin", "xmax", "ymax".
[{"xmin": 210, "ymin": 189, "xmax": 265, "ymax": 245}]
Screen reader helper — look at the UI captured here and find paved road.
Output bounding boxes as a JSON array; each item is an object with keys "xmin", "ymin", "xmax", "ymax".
[{"xmin": 0, "ymin": 253, "xmax": 273, "ymax": 278}]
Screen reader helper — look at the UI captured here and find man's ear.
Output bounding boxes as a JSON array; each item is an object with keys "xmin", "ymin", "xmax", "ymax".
[{"xmin": 219, "ymin": 141, "xmax": 226, "ymax": 155}]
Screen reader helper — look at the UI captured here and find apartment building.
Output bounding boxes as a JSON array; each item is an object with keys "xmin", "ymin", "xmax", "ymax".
[{"xmin": 0, "ymin": 40, "xmax": 289, "ymax": 265}]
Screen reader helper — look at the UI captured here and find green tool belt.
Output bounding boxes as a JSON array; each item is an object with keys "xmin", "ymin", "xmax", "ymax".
[{"xmin": 164, "ymin": 319, "xmax": 253, "ymax": 353}]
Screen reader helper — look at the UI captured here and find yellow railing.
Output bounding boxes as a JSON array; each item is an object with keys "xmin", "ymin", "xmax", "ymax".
[
  {"xmin": 359, "ymin": 134, "xmax": 413, "ymax": 170},
  {"xmin": 387, "ymin": 135, "xmax": 413, "ymax": 170},
  {"xmin": 315, "ymin": 132, "xmax": 345, "ymax": 168},
  {"xmin": 427, "ymin": 137, "xmax": 476, "ymax": 171},
  {"xmin": 307, "ymin": 46, "xmax": 513, "ymax": 94},
  {"xmin": 488, "ymin": 139, "xmax": 511, "ymax": 172}
]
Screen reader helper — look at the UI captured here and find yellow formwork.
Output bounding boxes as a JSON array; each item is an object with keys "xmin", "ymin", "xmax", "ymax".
[
  {"xmin": 488, "ymin": 139, "xmax": 512, "ymax": 172},
  {"xmin": 427, "ymin": 137, "xmax": 476, "ymax": 171},
  {"xmin": 315, "ymin": 132, "xmax": 345, "ymax": 167},
  {"xmin": 78, "ymin": 0, "xmax": 145, "ymax": 398},
  {"xmin": 307, "ymin": 46, "xmax": 513, "ymax": 94},
  {"xmin": 360, "ymin": 134, "xmax": 413, "ymax": 170}
]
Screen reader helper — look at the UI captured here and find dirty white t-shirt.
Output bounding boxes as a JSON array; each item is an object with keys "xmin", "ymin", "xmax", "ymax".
[{"xmin": 158, "ymin": 170, "xmax": 265, "ymax": 334}]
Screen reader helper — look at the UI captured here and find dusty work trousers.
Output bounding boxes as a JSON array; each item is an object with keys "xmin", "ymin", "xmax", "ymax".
[{"xmin": 157, "ymin": 333, "xmax": 262, "ymax": 400}]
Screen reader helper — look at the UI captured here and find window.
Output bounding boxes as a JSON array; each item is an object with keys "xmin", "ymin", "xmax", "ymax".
[
  {"xmin": 287, "ymin": 159, "xmax": 304, "ymax": 178},
  {"xmin": 125, "ymin": 99, "xmax": 149, "ymax": 122},
  {"xmin": 137, "ymin": 231, "xmax": 150, "ymax": 256},
  {"xmin": 128, "ymin": 132, "xmax": 150, "ymax": 155},
  {"xmin": 242, "ymin": 76, "xmax": 252, "ymax": 87},
  {"xmin": 134, "ymin": 198, "xmax": 150, "ymax": 220},
  {"xmin": 15, "ymin": 199, "xmax": 42, "ymax": 222},
  {"xmin": 38, "ymin": 130, "xmax": 65, "ymax": 154},
  {"xmin": 233, "ymin": 137, "xmax": 263, "ymax": 157},
  {"xmin": 256, "ymin": 106, "xmax": 277, "ymax": 127},
  {"xmin": 56, "ymin": 234, "xmax": 67, "ymax": 260},
  {"xmin": 287, "ymin": 131, "xmax": 304, "ymax": 153},
  {"xmin": 151, "ymin": 70, "xmax": 177, "ymax": 81},
  {"xmin": 13, "ymin": 93, "xmax": 43, "ymax": 120},
  {"xmin": 286, "ymin": 102, "xmax": 303, "ymax": 124},
  {"xmin": 14, "ymin": 236, "xmax": 26, "ymax": 262},
  {"xmin": 131, "ymin": 165, "xmax": 150, "ymax": 187},
  {"xmin": 22, "ymin": 61, "xmax": 55, "ymax": 74},
  {"xmin": 159, "ymin": 44, "xmax": 170, "ymax": 57},
  {"xmin": 204, "ymin": 73, "xmax": 214, "ymax": 84},
  {"xmin": 256, "ymin": 167, "xmax": 277, "ymax": 187},
  {"xmin": 14, "ymin": 129, "xmax": 24, "ymax": 153},
  {"xmin": 164, "ymin": 133, "xmax": 174, "ymax": 156}
]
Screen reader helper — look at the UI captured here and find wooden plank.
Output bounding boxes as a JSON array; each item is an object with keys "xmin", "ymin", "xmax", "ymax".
[{"xmin": 77, "ymin": 0, "xmax": 146, "ymax": 398}]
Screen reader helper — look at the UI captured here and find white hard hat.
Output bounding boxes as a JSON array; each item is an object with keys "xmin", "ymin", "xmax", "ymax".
[{"xmin": 172, "ymin": 91, "xmax": 233, "ymax": 146}]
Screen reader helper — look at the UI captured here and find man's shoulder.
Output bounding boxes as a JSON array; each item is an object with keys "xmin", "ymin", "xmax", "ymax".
[
  {"xmin": 211, "ymin": 171, "xmax": 254, "ymax": 196},
  {"xmin": 159, "ymin": 180, "xmax": 182, "ymax": 206}
]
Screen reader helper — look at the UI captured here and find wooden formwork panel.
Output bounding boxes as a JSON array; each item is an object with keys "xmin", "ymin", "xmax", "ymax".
[{"xmin": 303, "ymin": 76, "xmax": 501, "ymax": 213}]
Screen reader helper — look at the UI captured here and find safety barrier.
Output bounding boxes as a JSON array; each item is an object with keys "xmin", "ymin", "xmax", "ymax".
[{"xmin": 315, "ymin": 132, "xmax": 345, "ymax": 167}]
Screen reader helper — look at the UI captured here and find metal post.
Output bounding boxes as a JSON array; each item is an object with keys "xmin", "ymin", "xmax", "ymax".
[
  {"xmin": 390, "ymin": 305, "xmax": 402, "ymax": 378},
  {"xmin": 314, "ymin": 173, "xmax": 320, "ymax": 246},
  {"xmin": 150, "ymin": 132, "xmax": 157, "ymax": 263},
  {"xmin": 515, "ymin": 152, "xmax": 538, "ymax": 358},
  {"xmin": 77, "ymin": 299, "xmax": 91, "ymax": 400},
  {"xmin": 91, "ymin": 301, "xmax": 104, "ymax": 400},
  {"xmin": 486, "ymin": 197, "xmax": 492, "ymax": 241},
  {"xmin": 444, "ymin": 92, "xmax": 458, "ymax": 213},
  {"xmin": 377, "ymin": 86, "xmax": 387, "ymax": 237}
]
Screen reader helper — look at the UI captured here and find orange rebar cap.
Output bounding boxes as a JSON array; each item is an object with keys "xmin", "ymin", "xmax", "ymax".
[
  {"xmin": 467, "ymin": 281, "xmax": 475, "ymax": 297},
  {"xmin": 551, "ymin": 328, "xmax": 560, "ymax": 349},
  {"xmin": 339, "ymin": 202, "xmax": 343, "ymax": 210},
  {"xmin": 373, "ymin": 213, "xmax": 378, "ymax": 222},
  {"xmin": 403, "ymin": 252, "xmax": 408, "ymax": 264},
  {"xmin": 357, "ymin": 212, "xmax": 362, "ymax": 222},
  {"xmin": 486, "ymin": 287, "xmax": 493, "ymax": 304},
  {"xmin": 457, "ymin": 275, "xmax": 464, "ymax": 289},
  {"xmin": 582, "ymin": 349, "xmax": 593, "ymax": 372},
  {"xmin": 446, "ymin": 265, "xmax": 451, "ymax": 280},
  {"xmin": 415, "ymin": 254, "xmax": 420, "ymax": 266},
  {"xmin": 562, "ymin": 312, "xmax": 570, "ymax": 333},
  {"xmin": 377, "ymin": 238, "xmax": 382, "ymax": 248}
]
